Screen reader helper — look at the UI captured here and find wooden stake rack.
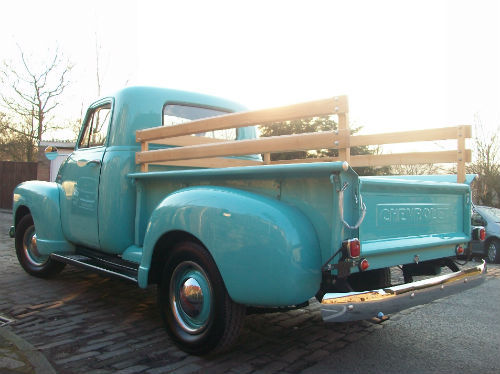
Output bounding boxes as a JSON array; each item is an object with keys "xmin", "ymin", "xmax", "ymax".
[{"xmin": 136, "ymin": 96, "xmax": 471, "ymax": 182}]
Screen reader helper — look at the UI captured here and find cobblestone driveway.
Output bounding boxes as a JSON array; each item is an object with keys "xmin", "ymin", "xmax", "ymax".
[{"xmin": 1, "ymin": 211, "xmax": 498, "ymax": 374}]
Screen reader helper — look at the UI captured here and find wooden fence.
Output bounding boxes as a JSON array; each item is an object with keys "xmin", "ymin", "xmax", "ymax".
[
  {"xmin": 136, "ymin": 96, "xmax": 471, "ymax": 182},
  {"xmin": 0, "ymin": 161, "xmax": 37, "ymax": 209}
]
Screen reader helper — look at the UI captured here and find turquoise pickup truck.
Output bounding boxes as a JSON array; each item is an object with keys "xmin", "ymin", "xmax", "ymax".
[{"xmin": 9, "ymin": 86, "xmax": 485, "ymax": 354}]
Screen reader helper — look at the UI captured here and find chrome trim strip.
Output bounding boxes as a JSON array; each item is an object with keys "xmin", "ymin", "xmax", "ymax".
[
  {"xmin": 321, "ymin": 261, "xmax": 486, "ymax": 322},
  {"xmin": 50, "ymin": 253, "xmax": 138, "ymax": 283}
]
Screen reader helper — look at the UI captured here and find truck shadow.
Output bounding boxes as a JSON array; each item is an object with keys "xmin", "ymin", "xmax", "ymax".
[{"xmin": 5, "ymin": 266, "xmax": 379, "ymax": 373}]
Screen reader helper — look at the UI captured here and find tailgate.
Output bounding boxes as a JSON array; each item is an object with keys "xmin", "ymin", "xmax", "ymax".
[{"xmin": 358, "ymin": 176, "xmax": 472, "ymax": 268}]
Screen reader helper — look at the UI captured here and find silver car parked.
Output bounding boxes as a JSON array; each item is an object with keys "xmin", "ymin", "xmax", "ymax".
[{"xmin": 471, "ymin": 206, "xmax": 500, "ymax": 263}]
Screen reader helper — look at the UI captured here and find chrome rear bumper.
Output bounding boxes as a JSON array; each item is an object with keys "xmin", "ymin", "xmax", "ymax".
[{"xmin": 321, "ymin": 261, "xmax": 487, "ymax": 322}]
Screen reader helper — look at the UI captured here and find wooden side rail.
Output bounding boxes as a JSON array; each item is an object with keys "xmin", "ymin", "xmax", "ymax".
[
  {"xmin": 137, "ymin": 131, "xmax": 349, "ymax": 164},
  {"xmin": 136, "ymin": 95, "xmax": 471, "ymax": 182},
  {"xmin": 136, "ymin": 96, "xmax": 347, "ymax": 172}
]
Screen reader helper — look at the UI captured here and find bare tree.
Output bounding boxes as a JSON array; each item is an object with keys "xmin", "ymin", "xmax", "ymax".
[
  {"xmin": 391, "ymin": 163, "xmax": 440, "ymax": 175},
  {"xmin": 95, "ymin": 32, "xmax": 103, "ymax": 97},
  {"xmin": 0, "ymin": 45, "xmax": 72, "ymax": 161},
  {"xmin": 0, "ymin": 111, "xmax": 37, "ymax": 161},
  {"xmin": 468, "ymin": 115, "xmax": 500, "ymax": 207}
]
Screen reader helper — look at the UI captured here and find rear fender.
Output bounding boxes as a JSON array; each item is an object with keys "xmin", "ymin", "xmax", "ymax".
[
  {"xmin": 139, "ymin": 186, "xmax": 321, "ymax": 306},
  {"xmin": 13, "ymin": 181, "xmax": 74, "ymax": 254}
]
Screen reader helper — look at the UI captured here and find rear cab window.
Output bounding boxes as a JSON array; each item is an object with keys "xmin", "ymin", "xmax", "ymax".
[{"xmin": 163, "ymin": 104, "xmax": 236, "ymax": 140}]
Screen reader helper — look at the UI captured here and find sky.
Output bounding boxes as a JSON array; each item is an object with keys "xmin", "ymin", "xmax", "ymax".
[{"xmin": 0, "ymin": 0, "xmax": 499, "ymax": 145}]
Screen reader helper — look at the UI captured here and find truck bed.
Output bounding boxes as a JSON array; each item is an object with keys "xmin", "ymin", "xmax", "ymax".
[{"xmin": 129, "ymin": 164, "xmax": 473, "ymax": 273}]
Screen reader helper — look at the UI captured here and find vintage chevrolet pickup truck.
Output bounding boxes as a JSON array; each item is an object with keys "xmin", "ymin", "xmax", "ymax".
[{"xmin": 9, "ymin": 86, "xmax": 486, "ymax": 354}]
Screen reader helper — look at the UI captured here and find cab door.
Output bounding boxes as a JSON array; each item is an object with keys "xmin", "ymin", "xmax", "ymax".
[{"xmin": 59, "ymin": 100, "xmax": 112, "ymax": 249}]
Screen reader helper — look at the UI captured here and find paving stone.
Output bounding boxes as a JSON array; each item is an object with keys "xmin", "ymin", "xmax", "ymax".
[
  {"xmin": 78, "ymin": 340, "xmax": 116, "ymax": 353},
  {"xmin": 87, "ymin": 332, "xmax": 127, "ymax": 345},
  {"xmin": 342, "ymin": 330, "xmax": 370, "ymax": 343},
  {"xmin": 36, "ymin": 337, "xmax": 75, "ymax": 349},
  {"xmin": 304, "ymin": 348, "xmax": 330, "ymax": 361},
  {"xmin": 228, "ymin": 364, "xmax": 253, "ymax": 374},
  {"xmin": 44, "ymin": 323, "xmax": 80, "ymax": 336},
  {"xmin": 280, "ymin": 347, "xmax": 310, "ymax": 363},
  {"xmin": 102, "ymin": 339, "xmax": 139, "ymax": 351},
  {"xmin": 115, "ymin": 364, "xmax": 150, "ymax": 373},
  {"xmin": 55, "ymin": 351, "xmax": 100, "ymax": 365},
  {"xmin": 112, "ymin": 358, "xmax": 147, "ymax": 370},
  {"xmin": 283, "ymin": 359, "xmax": 314, "ymax": 373},
  {"xmin": 305, "ymin": 340, "xmax": 329, "ymax": 351},
  {"xmin": 257, "ymin": 360, "xmax": 289, "ymax": 374},
  {"xmin": 147, "ymin": 356, "xmax": 201, "ymax": 374},
  {"xmin": 174, "ymin": 363, "xmax": 203, "ymax": 374},
  {"xmin": 97, "ymin": 347, "xmax": 135, "ymax": 361}
]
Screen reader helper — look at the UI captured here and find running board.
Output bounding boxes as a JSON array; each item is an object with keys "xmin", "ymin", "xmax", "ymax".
[{"xmin": 51, "ymin": 253, "xmax": 138, "ymax": 283}]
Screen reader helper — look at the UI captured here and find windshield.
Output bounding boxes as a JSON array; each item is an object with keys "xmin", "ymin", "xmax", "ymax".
[
  {"xmin": 163, "ymin": 104, "xmax": 236, "ymax": 140},
  {"xmin": 479, "ymin": 206, "xmax": 500, "ymax": 222}
]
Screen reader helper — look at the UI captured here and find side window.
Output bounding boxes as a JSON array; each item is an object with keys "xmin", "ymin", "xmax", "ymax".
[
  {"xmin": 163, "ymin": 104, "xmax": 236, "ymax": 140},
  {"xmin": 78, "ymin": 104, "xmax": 112, "ymax": 149}
]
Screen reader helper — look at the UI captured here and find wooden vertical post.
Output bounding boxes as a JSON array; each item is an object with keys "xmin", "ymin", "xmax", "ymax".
[
  {"xmin": 337, "ymin": 98, "xmax": 350, "ymax": 163},
  {"xmin": 457, "ymin": 126, "xmax": 465, "ymax": 183},
  {"xmin": 140, "ymin": 142, "xmax": 149, "ymax": 172},
  {"xmin": 263, "ymin": 153, "xmax": 271, "ymax": 165}
]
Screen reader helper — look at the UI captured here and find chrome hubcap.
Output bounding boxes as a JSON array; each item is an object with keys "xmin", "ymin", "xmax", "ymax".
[
  {"xmin": 170, "ymin": 261, "xmax": 213, "ymax": 334},
  {"xmin": 23, "ymin": 226, "xmax": 48, "ymax": 266},
  {"xmin": 179, "ymin": 277, "xmax": 204, "ymax": 318}
]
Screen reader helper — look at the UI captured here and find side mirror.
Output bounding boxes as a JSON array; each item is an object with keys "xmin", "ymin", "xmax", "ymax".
[{"xmin": 45, "ymin": 146, "xmax": 59, "ymax": 160}]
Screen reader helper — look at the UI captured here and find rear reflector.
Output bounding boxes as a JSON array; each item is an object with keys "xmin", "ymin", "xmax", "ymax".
[{"xmin": 359, "ymin": 258, "xmax": 369, "ymax": 271}]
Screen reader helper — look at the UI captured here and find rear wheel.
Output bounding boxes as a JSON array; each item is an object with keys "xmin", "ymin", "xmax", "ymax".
[
  {"xmin": 15, "ymin": 214, "xmax": 66, "ymax": 278},
  {"xmin": 486, "ymin": 239, "xmax": 500, "ymax": 264},
  {"xmin": 158, "ymin": 241, "xmax": 245, "ymax": 354}
]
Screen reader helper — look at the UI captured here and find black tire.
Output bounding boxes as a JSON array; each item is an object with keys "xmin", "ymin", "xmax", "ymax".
[
  {"xmin": 158, "ymin": 241, "xmax": 245, "ymax": 355},
  {"xmin": 15, "ymin": 214, "xmax": 66, "ymax": 278},
  {"xmin": 486, "ymin": 239, "xmax": 500, "ymax": 264}
]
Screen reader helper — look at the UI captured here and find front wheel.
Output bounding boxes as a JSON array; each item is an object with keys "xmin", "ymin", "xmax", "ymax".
[
  {"xmin": 15, "ymin": 214, "xmax": 66, "ymax": 278},
  {"xmin": 486, "ymin": 239, "xmax": 500, "ymax": 264},
  {"xmin": 158, "ymin": 241, "xmax": 245, "ymax": 355}
]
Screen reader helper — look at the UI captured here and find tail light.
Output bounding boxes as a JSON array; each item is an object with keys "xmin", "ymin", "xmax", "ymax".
[
  {"xmin": 344, "ymin": 238, "xmax": 361, "ymax": 258},
  {"xmin": 456, "ymin": 245, "xmax": 465, "ymax": 256},
  {"xmin": 480, "ymin": 228, "xmax": 486, "ymax": 241},
  {"xmin": 472, "ymin": 227, "xmax": 486, "ymax": 241}
]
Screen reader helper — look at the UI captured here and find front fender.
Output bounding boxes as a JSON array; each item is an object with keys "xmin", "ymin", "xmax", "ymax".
[
  {"xmin": 140, "ymin": 186, "xmax": 321, "ymax": 306},
  {"xmin": 13, "ymin": 181, "xmax": 74, "ymax": 254}
]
